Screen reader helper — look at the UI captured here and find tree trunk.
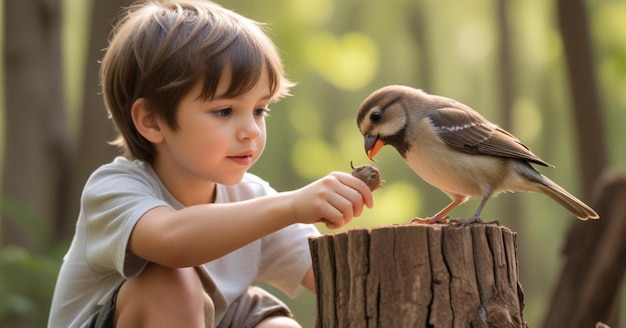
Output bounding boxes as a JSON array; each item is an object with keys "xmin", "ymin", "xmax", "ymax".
[
  {"xmin": 309, "ymin": 224, "xmax": 526, "ymax": 327},
  {"xmin": 556, "ymin": 0, "xmax": 607, "ymax": 198},
  {"xmin": 541, "ymin": 172, "xmax": 626, "ymax": 328},
  {"xmin": 2, "ymin": 0, "xmax": 65, "ymax": 250}
]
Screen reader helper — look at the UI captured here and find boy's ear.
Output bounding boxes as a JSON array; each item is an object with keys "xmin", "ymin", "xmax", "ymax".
[{"xmin": 131, "ymin": 98, "xmax": 164, "ymax": 144}]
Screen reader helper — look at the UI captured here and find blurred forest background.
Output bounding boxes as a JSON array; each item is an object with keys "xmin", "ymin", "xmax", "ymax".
[{"xmin": 0, "ymin": 0, "xmax": 625, "ymax": 327}]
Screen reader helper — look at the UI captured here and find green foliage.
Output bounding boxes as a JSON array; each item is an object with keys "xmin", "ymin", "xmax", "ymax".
[
  {"xmin": 0, "ymin": 246, "xmax": 62, "ymax": 327},
  {"xmin": 304, "ymin": 32, "xmax": 379, "ymax": 90},
  {"xmin": 0, "ymin": 198, "xmax": 64, "ymax": 327}
]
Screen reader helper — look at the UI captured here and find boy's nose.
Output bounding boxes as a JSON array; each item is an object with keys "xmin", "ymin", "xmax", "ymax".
[{"xmin": 238, "ymin": 116, "xmax": 262, "ymax": 140}]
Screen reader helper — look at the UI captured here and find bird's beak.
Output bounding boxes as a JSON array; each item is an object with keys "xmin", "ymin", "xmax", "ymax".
[{"xmin": 364, "ymin": 135, "xmax": 385, "ymax": 161}]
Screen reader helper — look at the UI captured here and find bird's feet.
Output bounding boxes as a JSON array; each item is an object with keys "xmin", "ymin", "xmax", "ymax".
[
  {"xmin": 410, "ymin": 216, "xmax": 449, "ymax": 225},
  {"xmin": 449, "ymin": 216, "xmax": 500, "ymax": 227}
]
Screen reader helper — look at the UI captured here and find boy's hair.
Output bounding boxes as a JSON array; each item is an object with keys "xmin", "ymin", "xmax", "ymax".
[{"xmin": 101, "ymin": 0, "xmax": 294, "ymax": 163}]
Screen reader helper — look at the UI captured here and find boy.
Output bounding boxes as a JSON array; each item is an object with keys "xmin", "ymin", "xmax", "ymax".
[{"xmin": 48, "ymin": 0, "xmax": 373, "ymax": 327}]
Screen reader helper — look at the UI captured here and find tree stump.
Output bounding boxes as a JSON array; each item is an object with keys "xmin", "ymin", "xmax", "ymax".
[{"xmin": 309, "ymin": 224, "xmax": 526, "ymax": 328}]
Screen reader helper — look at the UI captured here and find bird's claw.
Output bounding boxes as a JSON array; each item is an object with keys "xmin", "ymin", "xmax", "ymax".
[
  {"xmin": 410, "ymin": 216, "xmax": 449, "ymax": 225},
  {"xmin": 449, "ymin": 216, "xmax": 500, "ymax": 227}
]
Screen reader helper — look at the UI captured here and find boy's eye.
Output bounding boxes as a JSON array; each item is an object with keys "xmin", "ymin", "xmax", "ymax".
[
  {"xmin": 213, "ymin": 108, "xmax": 232, "ymax": 117},
  {"xmin": 255, "ymin": 108, "xmax": 270, "ymax": 117}
]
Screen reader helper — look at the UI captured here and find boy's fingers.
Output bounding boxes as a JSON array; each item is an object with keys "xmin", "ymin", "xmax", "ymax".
[{"xmin": 332, "ymin": 172, "xmax": 373, "ymax": 204}]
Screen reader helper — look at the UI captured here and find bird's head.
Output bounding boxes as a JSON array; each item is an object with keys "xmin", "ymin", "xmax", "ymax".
[{"xmin": 357, "ymin": 85, "xmax": 415, "ymax": 160}]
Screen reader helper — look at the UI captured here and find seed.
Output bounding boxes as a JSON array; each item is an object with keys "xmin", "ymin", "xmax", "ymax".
[{"xmin": 350, "ymin": 161, "xmax": 383, "ymax": 191}]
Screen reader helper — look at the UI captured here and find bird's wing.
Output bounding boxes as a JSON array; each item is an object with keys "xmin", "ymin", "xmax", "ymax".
[{"xmin": 428, "ymin": 106, "xmax": 551, "ymax": 167}]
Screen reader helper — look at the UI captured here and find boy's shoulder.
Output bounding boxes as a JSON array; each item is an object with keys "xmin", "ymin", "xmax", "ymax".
[
  {"xmin": 89, "ymin": 156, "xmax": 151, "ymax": 179},
  {"xmin": 85, "ymin": 156, "xmax": 157, "ymax": 190}
]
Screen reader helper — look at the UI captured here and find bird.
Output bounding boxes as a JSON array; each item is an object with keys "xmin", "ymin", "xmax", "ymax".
[{"xmin": 356, "ymin": 85, "xmax": 599, "ymax": 225}]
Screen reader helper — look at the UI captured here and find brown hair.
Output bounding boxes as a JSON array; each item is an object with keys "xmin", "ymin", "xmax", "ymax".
[{"xmin": 101, "ymin": 0, "xmax": 293, "ymax": 163}]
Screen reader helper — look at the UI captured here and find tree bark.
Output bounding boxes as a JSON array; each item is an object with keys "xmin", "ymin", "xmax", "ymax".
[{"xmin": 309, "ymin": 224, "xmax": 526, "ymax": 327}]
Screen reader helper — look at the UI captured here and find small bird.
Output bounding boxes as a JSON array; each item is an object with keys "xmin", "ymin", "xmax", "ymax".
[{"xmin": 356, "ymin": 85, "xmax": 599, "ymax": 225}]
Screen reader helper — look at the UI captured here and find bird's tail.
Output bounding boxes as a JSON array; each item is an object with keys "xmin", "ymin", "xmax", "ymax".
[{"xmin": 537, "ymin": 175, "xmax": 599, "ymax": 220}]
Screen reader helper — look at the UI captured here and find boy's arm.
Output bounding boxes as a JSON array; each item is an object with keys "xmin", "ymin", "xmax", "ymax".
[{"xmin": 129, "ymin": 172, "xmax": 373, "ymax": 268}]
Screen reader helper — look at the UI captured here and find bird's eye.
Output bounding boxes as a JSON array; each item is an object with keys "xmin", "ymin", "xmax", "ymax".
[{"xmin": 370, "ymin": 111, "xmax": 382, "ymax": 123}]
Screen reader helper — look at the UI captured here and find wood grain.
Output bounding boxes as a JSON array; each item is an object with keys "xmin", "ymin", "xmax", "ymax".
[{"xmin": 309, "ymin": 224, "xmax": 526, "ymax": 328}]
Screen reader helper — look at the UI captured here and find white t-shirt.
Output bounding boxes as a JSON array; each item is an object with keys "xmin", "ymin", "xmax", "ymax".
[{"xmin": 48, "ymin": 157, "xmax": 320, "ymax": 327}]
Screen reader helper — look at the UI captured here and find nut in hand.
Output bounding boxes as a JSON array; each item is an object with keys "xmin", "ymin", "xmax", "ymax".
[{"xmin": 350, "ymin": 161, "xmax": 383, "ymax": 191}]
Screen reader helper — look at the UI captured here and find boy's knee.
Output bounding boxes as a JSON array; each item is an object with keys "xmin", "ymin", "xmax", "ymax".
[{"xmin": 116, "ymin": 263, "xmax": 213, "ymax": 326}]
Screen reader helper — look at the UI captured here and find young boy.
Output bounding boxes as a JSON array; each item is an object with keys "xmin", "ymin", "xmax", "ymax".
[{"xmin": 48, "ymin": 0, "xmax": 373, "ymax": 327}]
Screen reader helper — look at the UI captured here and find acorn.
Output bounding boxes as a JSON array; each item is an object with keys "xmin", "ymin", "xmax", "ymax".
[{"xmin": 350, "ymin": 161, "xmax": 384, "ymax": 191}]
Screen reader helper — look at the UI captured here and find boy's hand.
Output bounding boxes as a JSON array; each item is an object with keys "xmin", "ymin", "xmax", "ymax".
[{"xmin": 291, "ymin": 172, "xmax": 374, "ymax": 229}]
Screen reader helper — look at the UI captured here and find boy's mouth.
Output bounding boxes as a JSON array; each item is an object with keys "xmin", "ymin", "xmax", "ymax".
[
  {"xmin": 229, "ymin": 150, "xmax": 254, "ymax": 158},
  {"xmin": 227, "ymin": 152, "xmax": 254, "ymax": 165}
]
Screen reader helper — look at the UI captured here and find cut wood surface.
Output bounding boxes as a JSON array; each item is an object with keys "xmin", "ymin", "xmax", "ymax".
[{"xmin": 309, "ymin": 224, "xmax": 526, "ymax": 328}]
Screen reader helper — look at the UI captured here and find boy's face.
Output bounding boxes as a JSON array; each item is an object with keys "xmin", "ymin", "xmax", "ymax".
[{"xmin": 154, "ymin": 67, "xmax": 271, "ymax": 189}]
